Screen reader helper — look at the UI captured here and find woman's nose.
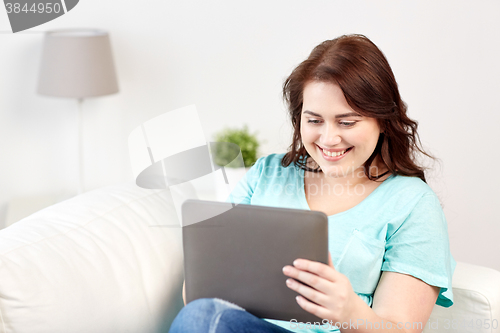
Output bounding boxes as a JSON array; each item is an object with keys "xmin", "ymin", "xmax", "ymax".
[
  {"xmin": 320, "ymin": 135, "xmax": 341, "ymax": 147},
  {"xmin": 320, "ymin": 125, "xmax": 342, "ymax": 146}
]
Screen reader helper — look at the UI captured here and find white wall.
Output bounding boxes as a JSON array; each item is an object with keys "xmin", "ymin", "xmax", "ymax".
[{"xmin": 1, "ymin": 0, "xmax": 499, "ymax": 271}]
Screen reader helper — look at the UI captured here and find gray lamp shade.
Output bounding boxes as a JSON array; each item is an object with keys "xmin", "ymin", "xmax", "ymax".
[{"xmin": 37, "ymin": 29, "xmax": 119, "ymax": 99}]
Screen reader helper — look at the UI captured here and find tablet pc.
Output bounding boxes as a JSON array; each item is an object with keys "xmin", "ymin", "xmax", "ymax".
[{"xmin": 182, "ymin": 199, "xmax": 328, "ymax": 323}]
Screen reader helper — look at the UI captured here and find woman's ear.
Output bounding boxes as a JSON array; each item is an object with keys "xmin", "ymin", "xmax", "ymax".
[{"xmin": 379, "ymin": 121, "xmax": 385, "ymax": 134}]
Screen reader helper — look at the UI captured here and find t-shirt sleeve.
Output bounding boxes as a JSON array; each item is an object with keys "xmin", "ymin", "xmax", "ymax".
[
  {"xmin": 226, "ymin": 156, "xmax": 265, "ymax": 205},
  {"xmin": 381, "ymin": 193, "xmax": 455, "ymax": 307}
]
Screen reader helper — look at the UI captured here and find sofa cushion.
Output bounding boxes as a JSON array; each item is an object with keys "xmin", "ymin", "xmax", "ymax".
[
  {"xmin": 0, "ymin": 183, "xmax": 184, "ymax": 333},
  {"xmin": 425, "ymin": 262, "xmax": 500, "ymax": 333}
]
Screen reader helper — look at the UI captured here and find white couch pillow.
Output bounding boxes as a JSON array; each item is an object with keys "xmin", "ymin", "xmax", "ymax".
[{"xmin": 0, "ymin": 183, "xmax": 185, "ymax": 333}]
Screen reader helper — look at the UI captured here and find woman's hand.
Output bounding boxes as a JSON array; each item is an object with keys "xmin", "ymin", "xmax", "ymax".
[{"xmin": 282, "ymin": 252, "xmax": 358, "ymax": 323}]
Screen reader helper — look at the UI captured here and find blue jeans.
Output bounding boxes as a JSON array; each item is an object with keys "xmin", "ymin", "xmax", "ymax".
[{"xmin": 169, "ymin": 298, "xmax": 292, "ymax": 333}]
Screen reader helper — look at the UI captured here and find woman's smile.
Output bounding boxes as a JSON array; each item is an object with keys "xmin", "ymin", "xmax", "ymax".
[{"xmin": 317, "ymin": 144, "xmax": 353, "ymax": 161}]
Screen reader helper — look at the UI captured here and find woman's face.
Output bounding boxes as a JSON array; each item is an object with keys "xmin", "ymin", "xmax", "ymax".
[{"xmin": 300, "ymin": 81, "xmax": 381, "ymax": 178}]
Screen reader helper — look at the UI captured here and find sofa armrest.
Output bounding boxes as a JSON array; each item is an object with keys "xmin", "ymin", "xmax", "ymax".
[{"xmin": 424, "ymin": 262, "xmax": 500, "ymax": 333}]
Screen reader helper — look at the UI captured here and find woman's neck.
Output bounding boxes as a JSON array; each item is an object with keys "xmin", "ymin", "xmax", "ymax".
[{"xmin": 305, "ymin": 157, "xmax": 389, "ymax": 188}]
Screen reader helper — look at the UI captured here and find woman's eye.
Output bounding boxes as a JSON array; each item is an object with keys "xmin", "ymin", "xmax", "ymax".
[{"xmin": 306, "ymin": 119, "xmax": 357, "ymax": 126}]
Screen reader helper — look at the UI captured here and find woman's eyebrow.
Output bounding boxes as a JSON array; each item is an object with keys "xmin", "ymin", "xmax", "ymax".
[{"xmin": 303, "ymin": 110, "xmax": 361, "ymax": 118}]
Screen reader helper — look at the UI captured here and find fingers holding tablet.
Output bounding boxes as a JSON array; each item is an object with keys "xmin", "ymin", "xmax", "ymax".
[{"xmin": 283, "ymin": 252, "xmax": 358, "ymax": 322}]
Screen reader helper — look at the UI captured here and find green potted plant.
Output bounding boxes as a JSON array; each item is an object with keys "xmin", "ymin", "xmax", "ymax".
[
  {"xmin": 212, "ymin": 125, "xmax": 260, "ymax": 201},
  {"xmin": 212, "ymin": 125, "xmax": 260, "ymax": 168}
]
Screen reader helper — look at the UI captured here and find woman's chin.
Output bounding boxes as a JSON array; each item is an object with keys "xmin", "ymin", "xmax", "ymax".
[{"xmin": 322, "ymin": 169, "xmax": 349, "ymax": 178}]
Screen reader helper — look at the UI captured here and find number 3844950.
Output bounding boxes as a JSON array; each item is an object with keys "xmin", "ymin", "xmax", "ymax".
[
  {"xmin": 5, "ymin": 3, "xmax": 62, "ymax": 14},
  {"xmin": 441, "ymin": 318, "xmax": 498, "ymax": 330}
]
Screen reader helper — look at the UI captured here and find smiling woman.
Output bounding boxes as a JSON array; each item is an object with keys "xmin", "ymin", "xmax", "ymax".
[
  {"xmin": 169, "ymin": 35, "xmax": 455, "ymax": 333},
  {"xmin": 281, "ymin": 35, "xmax": 431, "ymax": 183}
]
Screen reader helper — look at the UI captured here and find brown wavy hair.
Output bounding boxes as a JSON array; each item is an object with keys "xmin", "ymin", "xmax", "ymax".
[{"xmin": 281, "ymin": 34, "xmax": 432, "ymax": 182}]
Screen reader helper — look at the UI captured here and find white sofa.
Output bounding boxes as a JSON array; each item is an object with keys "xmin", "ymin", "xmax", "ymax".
[{"xmin": 0, "ymin": 183, "xmax": 498, "ymax": 332}]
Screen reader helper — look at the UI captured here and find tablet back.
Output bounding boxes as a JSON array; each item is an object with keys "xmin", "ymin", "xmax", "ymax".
[{"xmin": 182, "ymin": 199, "xmax": 328, "ymax": 323}]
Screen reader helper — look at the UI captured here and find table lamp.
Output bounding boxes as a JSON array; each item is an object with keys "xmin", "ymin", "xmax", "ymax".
[{"xmin": 37, "ymin": 29, "xmax": 119, "ymax": 194}]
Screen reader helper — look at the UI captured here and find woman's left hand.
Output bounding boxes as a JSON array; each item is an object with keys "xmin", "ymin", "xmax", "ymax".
[{"xmin": 282, "ymin": 252, "xmax": 358, "ymax": 322}]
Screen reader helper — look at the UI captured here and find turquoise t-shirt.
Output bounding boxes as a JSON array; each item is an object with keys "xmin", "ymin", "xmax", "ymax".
[{"xmin": 228, "ymin": 153, "xmax": 455, "ymax": 333}]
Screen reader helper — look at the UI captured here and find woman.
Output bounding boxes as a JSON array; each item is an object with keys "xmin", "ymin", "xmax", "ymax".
[{"xmin": 170, "ymin": 34, "xmax": 455, "ymax": 333}]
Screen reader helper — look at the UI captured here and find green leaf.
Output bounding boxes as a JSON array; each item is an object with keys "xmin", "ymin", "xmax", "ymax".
[{"xmin": 213, "ymin": 125, "xmax": 260, "ymax": 168}]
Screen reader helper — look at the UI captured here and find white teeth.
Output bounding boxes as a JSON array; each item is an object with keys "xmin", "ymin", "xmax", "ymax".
[{"xmin": 322, "ymin": 148, "xmax": 347, "ymax": 157}]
